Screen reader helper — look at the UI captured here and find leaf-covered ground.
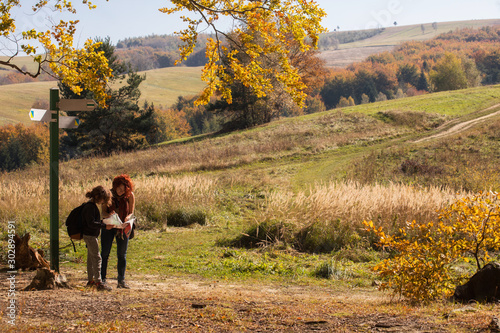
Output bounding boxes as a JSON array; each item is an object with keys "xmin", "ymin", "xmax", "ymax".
[{"xmin": 1, "ymin": 268, "xmax": 499, "ymax": 332}]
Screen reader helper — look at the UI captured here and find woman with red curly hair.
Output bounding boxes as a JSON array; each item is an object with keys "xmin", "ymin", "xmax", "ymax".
[{"xmin": 100, "ymin": 174, "xmax": 135, "ymax": 289}]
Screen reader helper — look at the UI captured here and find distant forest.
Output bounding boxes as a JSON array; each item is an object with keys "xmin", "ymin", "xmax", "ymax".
[
  {"xmin": 319, "ymin": 26, "xmax": 500, "ymax": 109},
  {"xmin": 0, "ymin": 29, "xmax": 386, "ymax": 84},
  {"xmin": 114, "ymin": 34, "xmax": 214, "ymax": 71},
  {"xmin": 113, "ymin": 29, "xmax": 385, "ymax": 71},
  {"xmin": 318, "ymin": 28, "xmax": 384, "ymax": 50}
]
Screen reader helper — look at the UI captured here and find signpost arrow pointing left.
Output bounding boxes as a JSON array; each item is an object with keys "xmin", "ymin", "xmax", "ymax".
[{"xmin": 29, "ymin": 109, "xmax": 51, "ymax": 122}]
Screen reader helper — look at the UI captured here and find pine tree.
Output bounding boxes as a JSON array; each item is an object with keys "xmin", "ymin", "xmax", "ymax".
[
  {"xmin": 416, "ymin": 72, "xmax": 429, "ymax": 91},
  {"xmin": 59, "ymin": 37, "xmax": 163, "ymax": 157}
]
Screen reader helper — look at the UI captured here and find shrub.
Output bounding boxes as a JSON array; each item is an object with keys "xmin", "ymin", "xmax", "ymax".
[
  {"xmin": 226, "ymin": 220, "xmax": 297, "ymax": 248},
  {"xmin": 312, "ymin": 259, "xmax": 354, "ymax": 279},
  {"xmin": 295, "ymin": 219, "xmax": 361, "ymax": 253},
  {"xmin": 332, "ymin": 246, "xmax": 381, "ymax": 263},
  {"xmin": 166, "ymin": 208, "xmax": 207, "ymax": 227},
  {"xmin": 365, "ymin": 191, "xmax": 500, "ymax": 303},
  {"xmin": 0, "ymin": 123, "xmax": 49, "ymax": 171},
  {"xmin": 399, "ymin": 158, "xmax": 443, "ymax": 176}
]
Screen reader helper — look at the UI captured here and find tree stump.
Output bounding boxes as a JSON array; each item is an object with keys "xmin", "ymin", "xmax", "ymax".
[
  {"xmin": 14, "ymin": 233, "xmax": 50, "ymax": 270},
  {"xmin": 23, "ymin": 267, "xmax": 71, "ymax": 291}
]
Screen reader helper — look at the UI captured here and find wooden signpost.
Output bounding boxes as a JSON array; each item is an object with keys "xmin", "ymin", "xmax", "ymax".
[{"xmin": 29, "ymin": 88, "xmax": 97, "ymax": 272}]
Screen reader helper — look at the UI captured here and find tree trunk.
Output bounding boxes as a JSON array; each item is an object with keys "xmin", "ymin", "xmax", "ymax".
[
  {"xmin": 14, "ymin": 233, "xmax": 50, "ymax": 270},
  {"xmin": 23, "ymin": 267, "xmax": 71, "ymax": 291}
]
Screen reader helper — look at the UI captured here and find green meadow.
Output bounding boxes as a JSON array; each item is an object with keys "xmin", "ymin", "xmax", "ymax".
[{"xmin": 0, "ymin": 66, "xmax": 204, "ymax": 125}]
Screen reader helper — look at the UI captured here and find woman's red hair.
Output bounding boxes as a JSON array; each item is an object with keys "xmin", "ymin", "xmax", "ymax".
[{"xmin": 112, "ymin": 174, "xmax": 134, "ymax": 198}]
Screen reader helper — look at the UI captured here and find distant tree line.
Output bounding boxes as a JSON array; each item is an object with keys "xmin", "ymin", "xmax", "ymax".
[
  {"xmin": 320, "ymin": 26, "xmax": 500, "ymax": 109},
  {"xmin": 318, "ymin": 28, "xmax": 384, "ymax": 50},
  {"xmin": 114, "ymin": 34, "xmax": 214, "ymax": 71}
]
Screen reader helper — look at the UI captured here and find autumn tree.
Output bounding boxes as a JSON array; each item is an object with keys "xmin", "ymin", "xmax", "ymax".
[
  {"xmin": 1, "ymin": 1, "xmax": 325, "ymax": 108},
  {"xmin": 161, "ymin": 0, "xmax": 326, "ymax": 106},
  {"xmin": 430, "ymin": 53, "xmax": 468, "ymax": 91},
  {"xmin": 336, "ymin": 96, "xmax": 355, "ymax": 108},
  {"xmin": 320, "ymin": 71, "xmax": 356, "ymax": 109},
  {"xmin": 0, "ymin": 1, "xmax": 111, "ymax": 103},
  {"xmin": 475, "ymin": 50, "xmax": 500, "ymax": 84},
  {"xmin": 173, "ymin": 95, "xmax": 222, "ymax": 135},
  {"xmin": 145, "ymin": 104, "xmax": 191, "ymax": 142},
  {"xmin": 416, "ymin": 71, "xmax": 429, "ymax": 91},
  {"xmin": 208, "ymin": 28, "xmax": 326, "ymax": 129},
  {"xmin": 365, "ymin": 191, "xmax": 500, "ymax": 303},
  {"xmin": 397, "ymin": 63, "xmax": 419, "ymax": 88},
  {"xmin": 0, "ymin": 123, "xmax": 49, "ymax": 171}
]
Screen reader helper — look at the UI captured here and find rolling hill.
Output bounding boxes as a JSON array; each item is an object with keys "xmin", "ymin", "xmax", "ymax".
[
  {"xmin": 1, "ymin": 83, "xmax": 500, "ymax": 332},
  {"xmin": 1, "ymin": 19, "xmax": 500, "ymax": 125},
  {"xmin": 318, "ymin": 18, "xmax": 500, "ymax": 67},
  {"xmin": 0, "ymin": 66, "xmax": 205, "ymax": 125}
]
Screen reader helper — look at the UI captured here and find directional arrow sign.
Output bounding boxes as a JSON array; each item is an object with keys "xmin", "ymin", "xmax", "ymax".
[
  {"xmin": 59, "ymin": 99, "xmax": 97, "ymax": 111},
  {"xmin": 29, "ymin": 109, "xmax": 52, "ymax": 122},
  {"xmin": 59, "ymin": 116, "xmax": 80, "ymax": 129}
]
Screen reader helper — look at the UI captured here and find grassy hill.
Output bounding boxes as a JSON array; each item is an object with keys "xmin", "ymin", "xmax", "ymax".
[
  {"xmin": 1, "ymin": 85, "xmax": 500, "ymax": 331},
  {"xmin": 3, "ymin": 83, "xmax": 500, "ymax": 226},
  {"xmin": 319, "ymin": 18, "xmax": 500, "ymax": 67},
  {"xmin": 0, "ymin": 66, "xmax": 204, "ymax": 125},
  {"xmin": 339, "ymin": 19, "xmax": 500, "ymax": 48},
  {"xmin": 2, "ymin": 19, "xmax": 500, "ymax": 124}
]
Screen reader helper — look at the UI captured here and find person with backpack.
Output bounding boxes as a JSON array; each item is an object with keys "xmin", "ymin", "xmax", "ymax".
[
  {"xmin": 101, "ymin": 174, "xmax": 135, "ymax": 289},
  {"xmin": 82, "ymin": 185, "xmax": 113, "ymax": 291}
]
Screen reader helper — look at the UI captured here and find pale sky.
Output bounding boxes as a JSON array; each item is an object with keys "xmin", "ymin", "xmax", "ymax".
[{"xmin": 14, "ymin": 0, "xmax": 500, "ymax": 45}]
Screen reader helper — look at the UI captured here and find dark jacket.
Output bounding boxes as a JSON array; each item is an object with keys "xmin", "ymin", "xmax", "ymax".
[{"xmin": 82, "ymin": 202, "xmax": 105, "ymax": 237}]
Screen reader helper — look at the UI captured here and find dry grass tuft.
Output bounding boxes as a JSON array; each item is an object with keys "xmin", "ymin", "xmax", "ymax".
[
  {"xmin": 236, "ymin": 181, "xmax": 468, "ymax": 252},
  {"xmin": 261, "ymin": 180, "xmax": 464, "ymax": 228}
]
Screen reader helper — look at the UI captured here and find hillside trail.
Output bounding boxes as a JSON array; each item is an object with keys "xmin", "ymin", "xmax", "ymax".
[
  {"xmin": 2, "ymin": 267, "xmax": 495, "ymax": 332},
  {"xmin": 413, "ymin": 103, "xmax": 500, "ymax": 143}
]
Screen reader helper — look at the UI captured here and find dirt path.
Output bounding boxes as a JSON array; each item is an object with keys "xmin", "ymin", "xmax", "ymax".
[
  {"xmin": 414, "ymin": 104, "xmax": 500, "ymax": 143},
  {"xmin": 1, "ymin": 268, "xmax": 498, "ymax": 332}
]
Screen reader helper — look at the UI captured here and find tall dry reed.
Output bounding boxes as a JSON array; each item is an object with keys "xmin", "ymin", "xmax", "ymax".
[
  {"xmin": 0, "ymin": 170, "xmax": 216, "ymax": 232},
  {"xmin": 258, "ymin": 180, "xmax": 466, "ymax": 234}
]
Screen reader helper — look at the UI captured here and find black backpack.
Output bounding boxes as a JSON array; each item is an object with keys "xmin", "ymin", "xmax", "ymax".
[{"xmin": 65, "ymin": 202, "xmax": 88, "ymax": 242}]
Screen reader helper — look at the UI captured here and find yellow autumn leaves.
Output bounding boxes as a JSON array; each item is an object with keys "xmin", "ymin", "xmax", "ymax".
[
  {"xmin": 160, "ymin": 0, "xmax": 326, "ymax": 106},
  {"xmin": 365, "ymin": 191, "xmax": 500, "ymax": 303},
  {"xmin": 2, "ymin": 1, "xmax": 110, "ymax": 104},
  {"xmin": 3, "ymin": 1, "xmax": 326, "ymax": 108}
]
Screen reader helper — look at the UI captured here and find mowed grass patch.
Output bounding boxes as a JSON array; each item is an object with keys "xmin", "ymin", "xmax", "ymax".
[
  {"xmin": 0, "ymin": 80, "xmax": 56, "ymax": 125},
  {"xmin": 135, "ymin": 66, "xmax": 204, "ymax": 108},
  {"xmin": 340, "ymin": 19, "xmax": 500, "ymax": 48}
]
